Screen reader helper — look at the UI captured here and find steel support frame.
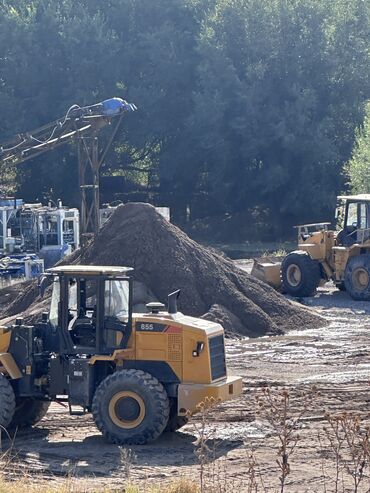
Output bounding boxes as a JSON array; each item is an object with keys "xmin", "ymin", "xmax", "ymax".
[
  {"xmin": 78, "ymin": 133, "xmax": 100, "ymax": 239},
  {"xmin": 77, "ymin": 116, "xmax": 123, "ymax": 241}
]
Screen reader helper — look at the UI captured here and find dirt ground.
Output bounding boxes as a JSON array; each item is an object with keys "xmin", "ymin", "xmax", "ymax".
[{"xmin": 2, "ymin": 281, "xmax": 370, "ymax": 492}]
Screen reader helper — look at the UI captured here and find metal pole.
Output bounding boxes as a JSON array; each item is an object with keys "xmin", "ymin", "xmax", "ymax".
[{"xmin": 92, "ymin": 135, "xmax": 100, "ymax": 235}]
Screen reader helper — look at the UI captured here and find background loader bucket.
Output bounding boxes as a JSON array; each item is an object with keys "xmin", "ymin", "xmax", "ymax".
[{"xmin": 251, "ymin": 258, "xmax": 282, "ymax": 289}]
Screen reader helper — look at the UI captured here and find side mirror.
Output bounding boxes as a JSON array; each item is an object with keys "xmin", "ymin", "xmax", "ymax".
[{"xmin": 192, "ymin": 341, "xmax": 205, "ymax": 357}]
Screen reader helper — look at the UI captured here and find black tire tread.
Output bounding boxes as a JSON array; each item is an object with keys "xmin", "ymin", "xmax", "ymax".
[
  {"xmin": 344, "ymin": 254, "xmax": 370, "ymax": 301},
  {"xmin": 10, "ymin": 399, "xmax": 50, "ymax": 429},
  {"xmin": 0, "ymin": 374, "xmax": 16, "ymax": 429},
  {"xmin": 281, "ymin": 251, "xmax": 321, "ymax": 297},
  {"xmin": 92, "ymin": 369, "xmax": 170, "ymax": 445}
]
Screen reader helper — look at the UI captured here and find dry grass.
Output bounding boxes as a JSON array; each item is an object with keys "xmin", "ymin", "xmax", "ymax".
[
  {"xmin": 255, "ymin": 386, "xmax": 316, "ymax": 492},
  {"xmin": 3, "ymin": 388, "xmax": 370, "ymax": 493},
  {"xmin": 0, "ymin": 477, "xmax": 199, "ymax": 493}
]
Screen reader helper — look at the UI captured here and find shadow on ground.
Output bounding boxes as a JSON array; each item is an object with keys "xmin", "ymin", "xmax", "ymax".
[
  {"xmin": 290, "ymin": 286, "xmax": 370, "ymax": 313},
  {"xmin": 1, "ymin": 425, "xmax": 243, "ymax": 478}
]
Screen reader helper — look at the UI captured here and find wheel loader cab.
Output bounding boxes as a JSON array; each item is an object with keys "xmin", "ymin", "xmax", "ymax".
[
  {"xmin": 46, "ymin": 265, "xmax": 133, "ymax": 355},
  {"xmin": 336, "ymin": 196, "xmax": 370, "ymax": 246}
]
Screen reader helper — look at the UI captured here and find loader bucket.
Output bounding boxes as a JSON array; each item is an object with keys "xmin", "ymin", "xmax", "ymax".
[{"xmin": 251, "ymin": 258, "xmax": 282, "ymax": 289}]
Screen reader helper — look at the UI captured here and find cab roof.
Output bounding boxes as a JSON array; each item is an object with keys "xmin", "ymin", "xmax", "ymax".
[
  {"xmin": 337, "ymin": 194, "xmax": 370, "ymax": 202},
  {"xmin": 46, "ymin": 265, "xmax": 133, "ymax": 276}
]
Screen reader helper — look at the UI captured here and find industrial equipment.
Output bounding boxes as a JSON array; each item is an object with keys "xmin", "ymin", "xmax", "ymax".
[
  {"xmin": 252, "ymin": 194, "xmax": 370, "ymax": 300},
  {"xmin": 0, "ymin": 265, "xmax": 242, "ymax": 444},
  {"xmin": 0, "ymin": 97, "xmax": 136, "ymax": 239},
  {"xmin": 0, "ymin": 254, "xmax": 44, "ymax": 281},
  {"xmin": 0, "ymin": 198, "xmax": 79, "ymax": 266}
]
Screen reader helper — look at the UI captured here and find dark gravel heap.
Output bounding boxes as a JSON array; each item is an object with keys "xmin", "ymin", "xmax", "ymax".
[{"xmin": 1, "ymin": 203, "xmax": 324, "ymax": 337}]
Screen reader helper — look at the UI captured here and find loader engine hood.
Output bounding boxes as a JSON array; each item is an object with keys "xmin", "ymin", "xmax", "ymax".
[
  {"xmin": 132, "ymin": 311, "xmax": 227, "ymax": 384},
  {"xmin": 133, "ymin": 311, "xmax": 224, "ymax": 341}
]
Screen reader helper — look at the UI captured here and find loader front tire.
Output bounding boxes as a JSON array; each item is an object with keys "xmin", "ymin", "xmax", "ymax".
[
  {"xmin": 344, "ymin": 254, "xmax": 370, "ymax": 301},
  {"xmin": 0, "ymin": 374, "xmax": 15, "ymax": 429},
  {"xmin": 10, "ymin": 399, "xmax": 50, "ymax": 429},
  {"xmin": 281, "ymin": 252, "xmax": 321, "ymax": 297},
  {"xmin": 92, "ymin": 369, "xmax": 170, "ymax": 445}
]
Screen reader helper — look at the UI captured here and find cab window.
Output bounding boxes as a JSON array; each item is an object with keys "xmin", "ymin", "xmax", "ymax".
[
  {"xmin": 359, "ymin": 203, "xmax": 368, "ymax": 230},
  {"xmin": 104, "ymin": 280, "xmax": 129, "ymax": 323},
  {"xmin": 346, "ymin": 203, "xmax": 358, "ymax": 228},
  {"xmin": 49, "ymin": 278, "xmax": 60, "ymax": 328},
  {"xmin": 68, "ymin": 280, "xmax": 77, "ymax": 313}
]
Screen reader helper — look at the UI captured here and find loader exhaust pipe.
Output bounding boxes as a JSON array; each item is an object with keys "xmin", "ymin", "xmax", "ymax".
[{"xmin": 168, "ymin": 289, "xmax": 181, "ymax": 314}]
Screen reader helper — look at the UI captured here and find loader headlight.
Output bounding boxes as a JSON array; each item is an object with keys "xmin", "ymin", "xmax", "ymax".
[{"xmin": 192, "ymin": 341, "xmax": 204, "ymax": 357}]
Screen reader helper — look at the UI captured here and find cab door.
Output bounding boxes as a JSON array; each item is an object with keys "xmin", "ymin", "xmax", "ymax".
[{"xmin": 97, "ymin": 277, "xmax": 133, "ymax": 353}]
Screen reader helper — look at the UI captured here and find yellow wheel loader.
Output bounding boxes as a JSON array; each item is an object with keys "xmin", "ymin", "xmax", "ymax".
[
  {"xmin": 253, "ymin": 195, "xmax": 370, "ymax": 300},
  {"xmin": 0, "ymin": 265, "xmax": 242, "ymax": 444}
]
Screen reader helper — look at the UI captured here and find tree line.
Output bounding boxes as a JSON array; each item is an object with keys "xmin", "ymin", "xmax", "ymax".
[{"xmin": 0, "ymin": 0, "xmax": 369, "ymax": 240}]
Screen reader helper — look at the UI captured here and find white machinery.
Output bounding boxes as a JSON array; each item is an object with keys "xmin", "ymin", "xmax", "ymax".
[
  {"xmin": 0, "ymin": 198, "xmax": 79, "ymax": 268},
  {"xmin": 0, "ymin": 198, "xmax": 23, "ymax": 253}
]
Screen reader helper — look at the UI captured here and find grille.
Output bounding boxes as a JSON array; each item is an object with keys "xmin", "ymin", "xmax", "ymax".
[
  {"xmin": 209, "ymin": 334, "xmax": 226, "ymax": 380},
  {"xmin": 168, "ymin": 334, "xmax": 182, "ymax": 361}
]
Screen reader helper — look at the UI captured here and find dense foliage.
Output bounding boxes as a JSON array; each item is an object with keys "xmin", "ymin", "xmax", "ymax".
[
  {"xmin": 0, "ymin": 0, "xmax": 369, "ymax": 239},
  {"xmin": 346, "ymin": 102, "xmax": 370, "ymax": 194}
]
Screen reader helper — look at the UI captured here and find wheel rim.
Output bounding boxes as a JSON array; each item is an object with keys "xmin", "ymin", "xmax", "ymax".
[
  {"xmin": 352, "ymin": 267, "xmax": 370, "ymax": 292},
  {"xmin": 286, "ymin": 264, "xmax": 302, "ymax": 287},
  {"xmin": 109, "ymin": 391, "xmax": 145, "ymax": 429}
]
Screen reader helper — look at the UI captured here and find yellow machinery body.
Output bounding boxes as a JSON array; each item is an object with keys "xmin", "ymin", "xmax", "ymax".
[
  {"xmin": 89, "ymin": 311, "xmax": 242, "ymax": 415},
  {"xmin": 251, "ymin": 258, "xmax": 282, "ymax": 289},
  {"xmin": 252, "ymin": 195, "xmax": 370, "ymax": 299},
  {"xmin": 294, "ymin": 228, "xmax": 370, "ymax": 283},
  {"xmin": 0, "ymin": 300, "xmax": 242, "ymax": 418},
  {"xmin": 255, "ymin": 227, "xmax": 370, "ymax": 287},
  {"xmin": 0, "ymin": 265, "xmax": 242, "ymax": 444}
]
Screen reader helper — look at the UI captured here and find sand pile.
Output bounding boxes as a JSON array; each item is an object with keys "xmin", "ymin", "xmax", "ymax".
[
  {"xmin": 0, "ymin": 280, "xmax": 33, "ymax": 313},
  {"xmin": 1, "ymin": 203, "xmax": 324, "ymax": 336}
]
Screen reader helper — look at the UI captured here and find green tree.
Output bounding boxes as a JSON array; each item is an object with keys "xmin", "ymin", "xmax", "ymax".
[
  {"xmin": 346, "ymin": 101, "xmax": 370, "ymax": 193},
  {"xmin": 0, "ymin": 0, "xmax": 370, "ymax": 239},
  {"xmin": 187, "ymin": 0, "xmax": 370, "ymax": 232}
]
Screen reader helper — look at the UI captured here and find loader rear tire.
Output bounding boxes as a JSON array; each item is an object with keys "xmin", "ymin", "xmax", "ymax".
[
  {"xmin": 92, "ymin": 369, "xmax": 170, "ymax": 445},
  {"xmin": 344, "ymin": 255, "xmax": 370, "ymax": 301},
  {"xmin": 0, "ymin": 374, "xmax": 15, "ymax": 429},
  {"xmin": 281, "ymin": 252, "xmax": 321, "ymax": 297},
  {"xmin": 10, "ymin": 399, "xmax": 50, "ymax": 429}
]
